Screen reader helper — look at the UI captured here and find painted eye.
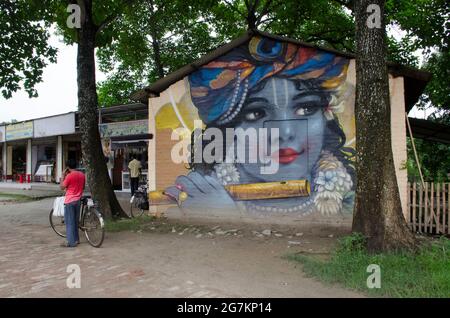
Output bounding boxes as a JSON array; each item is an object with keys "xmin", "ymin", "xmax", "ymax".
[
  {"xmin": 294, "ymin": 105, "xmax": 320, "ymax": 116},
  {"xmin": 244, "ymin": 110, "xmax": 266, "ymax": 121}
]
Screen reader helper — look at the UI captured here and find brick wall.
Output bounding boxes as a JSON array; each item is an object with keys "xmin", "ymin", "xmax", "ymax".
[{"xmin": 155, "ymin": 128, "xmax": 188, "ymax": 189}]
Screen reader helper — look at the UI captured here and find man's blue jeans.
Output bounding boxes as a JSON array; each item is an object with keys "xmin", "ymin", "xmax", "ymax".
[{"xmin": 64, "ymin": 200, "xmax": 80, "ymax": 247}]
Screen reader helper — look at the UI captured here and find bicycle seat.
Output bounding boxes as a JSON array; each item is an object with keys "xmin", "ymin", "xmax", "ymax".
[{"xmin": 80, "ymin": 195, "xmax": 92, "ymax": 202}]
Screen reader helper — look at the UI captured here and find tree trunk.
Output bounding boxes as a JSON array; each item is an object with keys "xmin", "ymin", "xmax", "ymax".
[
  {"xmin": 245, "ymin": 0, "xmax": 259, "ymax": 30},
  {"xmin": 352, "ymin": 0, "xmax": 416, "ymax": 252},
  {"xmin": 77, "ymin": 0, "xmax": 127, "ymax": 219},
  {"xmin": 151, "ymin": 34, "xmax": 164, "ymax": 79},
  {"xmin": 148, "ymin": 0, "xmax": 164, "ymax": 79}
]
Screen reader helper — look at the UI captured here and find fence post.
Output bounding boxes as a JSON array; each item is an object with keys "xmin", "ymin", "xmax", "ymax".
[
  {"xmin": 425, "ymin": 182, "xmax": 429, "ymax": 233},
  {"xmin": 442, "ymin": 183, "xmax": 446, "ymax": 234},
  {"xmin": 448, "ymin": 183, "xmax": 450, "ymax": 235},
  {"xmin": 412, "ymin": 182, "xmax": 416, "ymax": 231},
  {"xmin": 437, "ymin": 183, "xmax": 440, "ymax": 234},
  {"xmin": 431, "ymin": 183, "xmax": 435, "ymax": 233},
  {"xmin": 419, "ymin": 182, "xmax": 423, "ymax": 233}
]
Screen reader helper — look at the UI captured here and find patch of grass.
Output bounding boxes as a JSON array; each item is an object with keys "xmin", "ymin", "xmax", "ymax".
[
  {"xmin": 105, "ymin": 215, "xmax": 157, "ymax": 232},
  {"xmin": 286, "ymin": 233, "xmax": 450, "ymax": 297},
  {"xmin": 0, "ymin": 193, "xmax": 34, "ymax": 202},
  {"xmin": 105, "ymin": 216, "xmax": 214, "ymax": 235}
]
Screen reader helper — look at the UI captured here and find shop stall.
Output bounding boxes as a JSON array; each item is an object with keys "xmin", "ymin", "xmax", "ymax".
[
  {"xmin": 31, "ymin": 137, "xmax": 56, "ymax": 182},
  {"xmin": 99, "ymin": 119, "xmax": 150, "ymax": 192},
  {"xmin": 5, "ymin": 121, "xmax": 33, "ymax": 182}
]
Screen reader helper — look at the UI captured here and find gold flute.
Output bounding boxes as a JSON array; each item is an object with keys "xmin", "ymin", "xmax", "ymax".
[{"xmin": 148, "ymin": 179, "xmax": 310, "ymax": 205}]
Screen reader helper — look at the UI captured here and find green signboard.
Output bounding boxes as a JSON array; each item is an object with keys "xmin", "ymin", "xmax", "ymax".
[{"xmin": 99, "ymin": 119, "xmax": 148, "ymax": 138}]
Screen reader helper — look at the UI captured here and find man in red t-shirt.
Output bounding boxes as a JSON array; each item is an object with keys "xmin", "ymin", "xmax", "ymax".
[{"xmin": 60, "ymin": 159, "xmax": 86, "ymax": 247}]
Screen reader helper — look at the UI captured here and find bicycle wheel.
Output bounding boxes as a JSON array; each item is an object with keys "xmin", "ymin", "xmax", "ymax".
[
  {"xmin": 82, "ymin": 207, "xmax": 105, "ymax": 248},
  {"xmin": 131, "ymin": 196, "xmax": 146, "ymax": 218},
  {"xmin": 49, "ymin": 209, "xmax": 66, "ymax": 238}
]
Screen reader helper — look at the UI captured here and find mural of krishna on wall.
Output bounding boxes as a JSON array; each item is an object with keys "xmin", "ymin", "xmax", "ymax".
[{"xmin": 162, "ymin": 36, "xmax": 356, "ymax": 218}]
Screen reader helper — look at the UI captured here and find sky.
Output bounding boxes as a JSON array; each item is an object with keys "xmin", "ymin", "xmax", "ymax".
[
  {"xmin": 0, "ymin": 33, "xmax": 106, "ymax": 123},
  {"xmin": 0, "ymin": 26, "xmax": 431, "ymax": 123}
]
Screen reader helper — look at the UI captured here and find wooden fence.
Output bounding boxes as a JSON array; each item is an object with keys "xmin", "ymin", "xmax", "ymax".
[{"xmin": 408, "ymin": 182, "xmax": 450, "ymax": 235}]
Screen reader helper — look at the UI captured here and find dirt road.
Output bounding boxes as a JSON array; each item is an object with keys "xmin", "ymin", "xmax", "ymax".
[{"xmin": 0, "ymin": 198, "xmax": 363, "ymax": 297}]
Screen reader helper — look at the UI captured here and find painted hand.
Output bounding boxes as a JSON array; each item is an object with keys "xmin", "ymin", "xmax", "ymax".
[{"xmin": 164, "ymin": 171, "xmax": 237, "ymax": 213}]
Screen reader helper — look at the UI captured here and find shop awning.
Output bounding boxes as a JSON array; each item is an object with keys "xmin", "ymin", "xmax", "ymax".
[
  {"xmin": 110, "ymin": 133, "xmax": 152, "ymax": 150},
  {"xmin": 99, "ymin": 103, "xmax": 148, "ymax": 122},
  {"xmin": 111, "ymin": 141, "xmax": 148, "ymax": 150},
  {"xmin": 110, "ymin": 134, "xmax": 153, "ymax": 142},
  {"xmin": 408, "ymin": 117, "xmax": 450, "ymax": 145}
]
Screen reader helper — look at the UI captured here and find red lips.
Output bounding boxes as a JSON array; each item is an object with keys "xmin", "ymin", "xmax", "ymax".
[{"xmin": 273, "ymin": 148, "xmax": 304, "ymax": 164}]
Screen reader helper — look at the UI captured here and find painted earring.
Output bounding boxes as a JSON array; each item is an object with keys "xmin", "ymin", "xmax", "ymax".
[{"xmin": 213, "ymin": 162, "xmax": 240, "ymax": 186}]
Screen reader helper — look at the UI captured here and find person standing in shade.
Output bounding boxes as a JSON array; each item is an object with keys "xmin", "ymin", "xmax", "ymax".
[
  {"xmin": 60, "ymin": 159, "xmax": 85, "ymax": 247},
  {"xmin": 128, "ymin": 154, "xmax": 141, "ymax": 196}
]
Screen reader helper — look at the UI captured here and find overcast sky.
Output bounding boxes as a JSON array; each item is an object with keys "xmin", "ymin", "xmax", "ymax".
[
  {"xmin": 0, "ymin": 27, "xmax": 429, "ymax": 123},
  {"xmin": 0, "ymin": 33, "xmax": 106, "ymax": 123}
]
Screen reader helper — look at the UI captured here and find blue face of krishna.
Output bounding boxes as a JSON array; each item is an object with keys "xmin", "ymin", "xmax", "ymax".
[{"xmin": 232, "ymin": 77, "xmax": 327, "ymax": 184}]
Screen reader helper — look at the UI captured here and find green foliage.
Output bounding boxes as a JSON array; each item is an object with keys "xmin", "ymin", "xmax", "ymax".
[
  {"xmin": 386, "ymin": 0, "xmax": 449, "ymax": 52},
  {"xmin": 0, "ymin": 0, "xmax": 57, "ymax": 98},
  {"xmin": 418, "ymin": 50, "xmax": 450, "ymax": 111},
  {"xmin": 48, "ymin": 0, "xmax": 135, "ymax": 47},
  {"xmin": 268, "ymin": 0, "xmax": 355, "ymax": 52},
  {"xmin": 97, "ymin": 70, "xmax": 143, "ymax": 106},
  {"xmin": 96, "ymin": 0, "xmax": 221, "ymax": 106},
  {"xmin": 386, "ymin": 36, "xmax": 420, "ymax": 67},
  {"xmin": 97, "ymin": 0, "xmax": 357, "ymax": 107},
  {"xmin": 287, "ymin": 234, "xmax": 450, "ymax": 297},
  {"xmin": 386, "ymin": 0, "xmax": 449, "ymax": 112},
  {"xmin": 407, "ymin": 136, "xmax": 450, "ymax": 183},
  {"xmin": 335, "ymin": 232, "xmax": 367, "ymax": 253}
]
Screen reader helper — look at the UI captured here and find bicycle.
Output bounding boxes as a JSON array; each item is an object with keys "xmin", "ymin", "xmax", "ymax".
[
  {"xmin": 49, "ymin": 195, "xmax": 105, "ymax": 248},
  {"xmin": 130, "ymin": 184, "xmax": 149, "ymax": 218}
]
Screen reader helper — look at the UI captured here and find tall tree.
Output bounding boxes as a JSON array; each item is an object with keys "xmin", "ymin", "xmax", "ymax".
[
  {"xmin": 75, "ymin": 0, "xmax": 125, "ymax": 218},
  {"xmin": 51, "ymin": 0, "xmax": 139, "ymax": 218},
  {"xmin": 352, "ymin": 0, "xmax": 416, "ymax": 251}
]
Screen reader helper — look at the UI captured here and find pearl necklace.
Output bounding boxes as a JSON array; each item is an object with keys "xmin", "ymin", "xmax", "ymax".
[{"xmin": 244, "ymin": 197, "xmax": 316, "ymax": 215}]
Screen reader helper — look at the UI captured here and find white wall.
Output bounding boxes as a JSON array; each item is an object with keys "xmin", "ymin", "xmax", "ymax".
[
  {"xmin": 389, "ymin": 75, "xmax": 408, "ymax": 219},
  {"xmin": 33, "ymin": 113, "xmax": 75, "ymax": 138},
  {"xmin": 0, "ymin": 126, "xmax": 5, "ymax": 142},
  {"xmin": 56, "ymin": 136, "xmax": 63, "ymax": 182},
  {"xmin": 26, "ymin": 140, "xmax": 32, "ymax": 175},
  {"xmin": 1, "ymin": 144, "xmax": 6, "ymax": 176}
]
